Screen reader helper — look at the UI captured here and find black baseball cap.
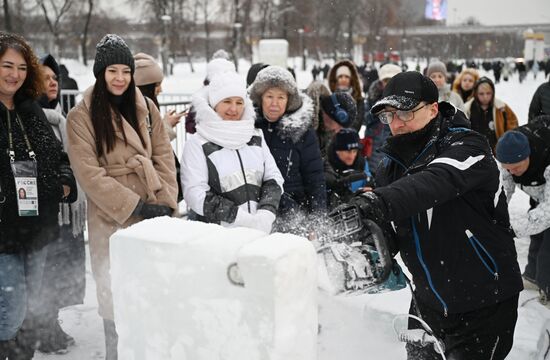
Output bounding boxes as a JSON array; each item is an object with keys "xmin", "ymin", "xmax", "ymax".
[{"xmin": 371, "ymin": 71, "xmax": 438, "ymax": 114}]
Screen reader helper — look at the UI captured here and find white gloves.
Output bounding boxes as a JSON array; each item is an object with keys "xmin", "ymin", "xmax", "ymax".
[
  {"xmin": 232, "ymin": 208, "xmax": 276, "ymax": 234},
  {"xmin": 254, "ymin": 209, "xmax": 276, "ymax": 234},
  {"xmin": 233, "ymin": 208, "xmax": 256, "ymax": 228}
]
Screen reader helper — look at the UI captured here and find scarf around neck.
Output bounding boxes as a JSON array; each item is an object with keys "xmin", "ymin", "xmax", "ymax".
[{"xmin": 193, "ymin": 87, "xmax": 256, "ymax": 149}]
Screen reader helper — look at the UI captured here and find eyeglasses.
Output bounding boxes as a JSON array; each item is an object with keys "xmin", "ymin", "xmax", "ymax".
[{"xmin": 377, "ymin": 104, "xmax": 428, "ymax": 125}]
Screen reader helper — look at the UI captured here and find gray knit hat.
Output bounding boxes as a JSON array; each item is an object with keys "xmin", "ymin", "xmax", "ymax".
[
  {"xmin": 426, "ymin": 61, "xmax": 447, "ymax": 78},
  {"xmin": 93, "ymin": 34, "xmax": 135, "ymax": 78},
  {"xmin": 249, "ymin": 66, "xmax": 302, "ymax": 112}
]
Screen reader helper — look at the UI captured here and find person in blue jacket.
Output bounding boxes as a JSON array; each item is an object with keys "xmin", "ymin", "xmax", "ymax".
[{"xmin": 249, "ymin": 66, "xmax": 326, "ymax": 233}]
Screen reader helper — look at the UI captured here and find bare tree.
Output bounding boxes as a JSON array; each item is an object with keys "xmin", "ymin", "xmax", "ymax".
[
  {"xmin": 80, "ymin": 0, "xmax": 93, "ymax": 65},
  {"xmin": 36, "ymin": 0, "xmax": 73, "ymax": 58},
  {"xmin": 3, "ymin": 0, "xmax": 12, "ymax": 32}
]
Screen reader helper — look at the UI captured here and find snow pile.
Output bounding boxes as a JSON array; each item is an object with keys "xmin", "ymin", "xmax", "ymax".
[{"xmin": 109, "ymin": 218, "xmax": 318, "ymax": 360}]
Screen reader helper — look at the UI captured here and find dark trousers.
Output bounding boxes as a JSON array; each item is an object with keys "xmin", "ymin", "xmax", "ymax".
[
  {"xmin": 406, "ymin": 294, "xmax": 519, "ymax": 360},
  {"xmin": 103, "ymin": 319, "xmax": 118, "ymax": 360},
  {"xmin": 523, "ymin": 228, "xmax": 550, "ymax": 295}
]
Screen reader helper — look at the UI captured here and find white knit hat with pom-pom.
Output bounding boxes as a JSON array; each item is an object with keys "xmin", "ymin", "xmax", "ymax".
[
  {"xmin": 206, "ymin": 58, "xmax": 236, "ymax": 82},
  {"xmin": 207, "ymin": 71, "xmax": 247, "ymax": 108}
]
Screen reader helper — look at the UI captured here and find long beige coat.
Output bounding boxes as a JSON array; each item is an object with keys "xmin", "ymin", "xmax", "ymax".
[{"xmin": 67, "ymin": 86, "xmax": 178, "ymax": 320}]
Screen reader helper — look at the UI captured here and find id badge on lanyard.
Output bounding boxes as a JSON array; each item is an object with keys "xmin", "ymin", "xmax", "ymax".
[
  {"xmin": 11, "ymin": 160, "xmax": 39, "ymax": 216},
  {"xmin": 6, "ymin": 109, "xmax": 39, "ymax": 216}
]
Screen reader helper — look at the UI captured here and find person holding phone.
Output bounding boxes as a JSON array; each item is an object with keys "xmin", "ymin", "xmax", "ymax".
[{"xmin": 133, "ymin": 52, "xmax": 185, "ymax": 141}]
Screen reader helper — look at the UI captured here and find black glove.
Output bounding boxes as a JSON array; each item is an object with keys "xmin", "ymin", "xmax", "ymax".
[
  {"xmin": 349, "ymin": 192, "xmax": 398, "ymax": 256},
  {"xmin": 134, "ymin": 200, "xmax": 173, "ymax": 219},
  {"xmin": 348, "ymin": 191, "xmax": 388, "ymax": 225}
]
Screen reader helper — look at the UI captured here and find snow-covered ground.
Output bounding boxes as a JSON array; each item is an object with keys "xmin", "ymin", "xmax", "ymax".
[{"xmin": 33, "ymin": 59, "xmax": 550, "ymax": 359}]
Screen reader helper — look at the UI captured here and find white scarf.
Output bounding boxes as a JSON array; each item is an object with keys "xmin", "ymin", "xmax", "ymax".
[{"xmin": 193, "ymin": 88, "xmax": 256, "ymax": 150}]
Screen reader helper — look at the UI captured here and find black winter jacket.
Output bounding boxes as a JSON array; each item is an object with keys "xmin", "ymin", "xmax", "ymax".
[
  {"xmin": 255, "ymin": 95, "xmax": 327, "ymax": 215},
  {"xmin": 324, "ymin": 143, "xmax": 372, "ymax": 210},
  {"xmin": 374, "ymin": 102, "xmax": 523, "ymax": 315},
  {"xmin": 0, "ymin": 99, "xmax": 76, "ymax": 253},
  {"xmin": 528, "ymin": 81, "xmax": 550, "ymax": 122}
]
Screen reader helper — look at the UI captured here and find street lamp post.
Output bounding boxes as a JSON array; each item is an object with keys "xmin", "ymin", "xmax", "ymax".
[
  {"xmin": 298, "ymin": 28, "xmax": 305, "ymax": 71},
  {"xmin": 374, "ymin": 35, "xmax": 381, "ymax": 65},
  {"xmin": 401, "ymin": 37, "xmax": 407, "ymax": 67},
  {"xmin": 161, "ymin": 14, "xmax": 172, "ymax": 77}
]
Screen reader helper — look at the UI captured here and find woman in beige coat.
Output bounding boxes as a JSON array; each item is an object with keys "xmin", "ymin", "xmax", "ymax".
[{"xmin": 66, "ymin": 34, "xmax": 177, "ymax": 360}]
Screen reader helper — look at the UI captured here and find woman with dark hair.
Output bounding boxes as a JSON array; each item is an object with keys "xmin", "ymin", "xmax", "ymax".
[
  {"xmin": 66, "ymin": 34, "xmax": 178, "ymax": 359},
  {"xmin": 327, "ymin": 59, "xmax": 365, "ymax": 132},
  {"xmin": 464, "ymin": 76, "xmax": 518, "ymax": 152},
  {"xmin": 0, "ymin": 32, "xmax": 77, "ymax": 359}
]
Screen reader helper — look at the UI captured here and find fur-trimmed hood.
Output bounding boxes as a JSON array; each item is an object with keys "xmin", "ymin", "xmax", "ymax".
[
  {"xmin": 327, "ymin": 59, "xmax": 363, "ymax": 101},
  {"xmin": 256, "ymin": 92, "xmax": 314, "ymax": 143},
  {"xmin": 304, "ymin": 81, "xmax": 331, "ymax": 130}
]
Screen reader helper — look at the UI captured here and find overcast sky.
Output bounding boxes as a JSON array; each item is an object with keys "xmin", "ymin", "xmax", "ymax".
[
  {"xmin": 446, "ymin": 0, "xmax": 550, "ymax": 26},
  {"xmin": 104, "ymin": 0, "xmax": 550, "ymax": 27}
]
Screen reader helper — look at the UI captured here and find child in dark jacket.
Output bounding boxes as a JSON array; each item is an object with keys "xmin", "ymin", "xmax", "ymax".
[{"xmin": 325, "ymin": 128, "xmax": 373, "ymax": 210}]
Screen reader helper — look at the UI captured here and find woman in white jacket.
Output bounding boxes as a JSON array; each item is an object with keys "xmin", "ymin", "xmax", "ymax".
[{"xmin": 181, "ymin": 64, "xmax": 284, "ymax": 233}]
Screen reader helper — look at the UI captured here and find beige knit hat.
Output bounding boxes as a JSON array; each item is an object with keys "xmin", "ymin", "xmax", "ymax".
[{"xmin": 133, "ymin": 52, "xmax": 164, "ymax": 86}]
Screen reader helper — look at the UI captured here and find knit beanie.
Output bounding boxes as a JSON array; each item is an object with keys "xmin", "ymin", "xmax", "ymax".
[
  {"xmin": 206, "ymin": 58, "xmax": 236, "ymax": 82},
  {"xmin": 249, "ymin": 66, "xmax": 302, "ymax": 112},
  {"xmin": 211, "ymin": 49, "xmax": 231, "ymax": 60},
  {"xmin": 336, "ymin": 66, "xmax": 352, "ymax": 78},
  {"xmin": 93, "ymin": 34, "xmax": 135, "ymax": 78},
  {"xmin": 208, "ymin": 71, "xmax": 247, "ymax": 108},
  {"xmin": 246, "ymin": 63, "xmax": 269, "ymax": 87},
  {"xmin": 427, "ymin": 61, "xmax": 447, "ymax": 78},
  {"xmin": 495, "ymin": 131, "xmax": 531, "ymax": 164},
  {"xmin": 334, "ymin": 128, "xmax": 361, "ymax": 151},
  {"xmin": 378, "ymin": 63, "xmax": 402, "ymax": 81},
  {"xmin": 133, "ymin": 53, "xmax": 163, "ymax": 86},
  {"xmin": 320, "ymin": 91, "xmax": 357, "ymax": 127}
]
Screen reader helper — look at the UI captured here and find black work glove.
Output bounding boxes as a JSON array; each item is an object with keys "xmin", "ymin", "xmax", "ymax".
[
  {"xmin": 348, "ymin": 191, "xmax": 388, "ymax": 225},
  {"xmin": 134, "ymin": 200, "xmax": 173, "ymax": 219},
  {"xmin": 348, "ymin": 192, "xmax": 398, "ymax": 256}
]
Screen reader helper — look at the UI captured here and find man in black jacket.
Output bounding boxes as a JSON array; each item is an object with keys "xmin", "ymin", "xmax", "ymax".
[
  {"xmin": 528, "ymin": 78, "xmax": 550, "ymax": 122},
  {"xmin": 347, "ymin": 71, "xmax": 523, "ymax": 359}
]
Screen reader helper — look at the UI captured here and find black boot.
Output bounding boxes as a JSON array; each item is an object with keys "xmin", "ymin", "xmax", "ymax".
[
  {"xmin": 55, "ymin": 320, "xmax": 75, "ymax": 347},
  {"xmin": 103, "ymin": 319, "xmax": 118, "ymax": 360},
  {"xmin": 37, "ymin": 317, "xmax": 70, "ymax": 354},
  {"xmin": 0, "ymin": 340, "xmax": 9, "ymax": 359},
  {"xmin": 6, "ymin": 335, "xmax": 34, "ymax": 360}
]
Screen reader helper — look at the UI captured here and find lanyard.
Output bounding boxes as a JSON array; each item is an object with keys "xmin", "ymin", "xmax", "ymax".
[{"xmin": 6, "ymin": 109, "xmax": 36, "ymax": 163}]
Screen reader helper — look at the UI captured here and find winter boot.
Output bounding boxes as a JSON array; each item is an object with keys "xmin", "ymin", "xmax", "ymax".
[
  {"xmin": 55, "ymin": 320, "xmax": 75, "ymax": 347},
  {"xmin": 522, "ymin": 274, "xmax": 539, "ymax": 291},
  {"xmin": 0, "ymin": 340, "xmax": 9, "ymax": 359},
  {"xmin": 103, "ymin": 319, "xmax": 118, "ymax": 360},
  {"xmin": 6, "ymin": 335, "xmax": 35, "ymax": 360},
  {"xmin": 539, "ymin": 290, "xmax": 550, "ymax": 310},
  {"xmin": 37, "ymin": 318, "xmax": 69, "ymax": 355}
]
